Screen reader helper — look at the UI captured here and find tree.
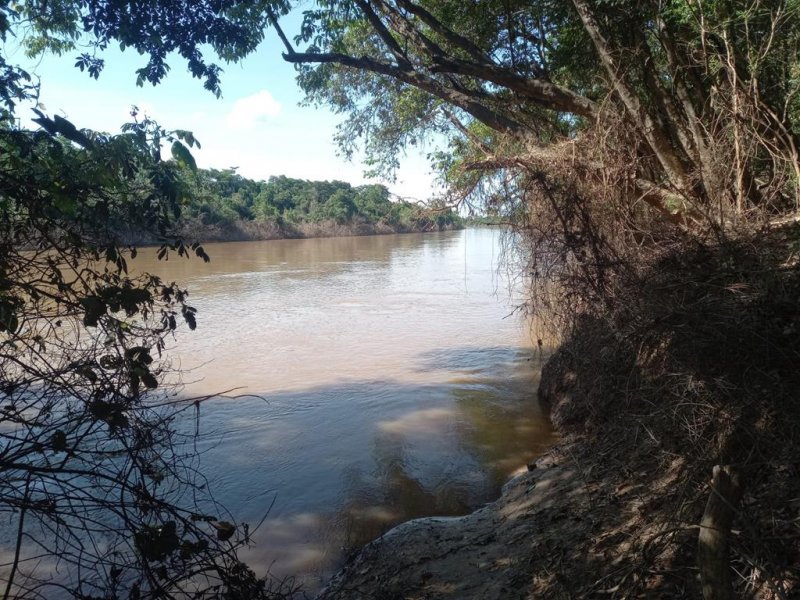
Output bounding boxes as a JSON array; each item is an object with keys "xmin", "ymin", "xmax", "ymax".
[
  {"xmin": 16, "ymin": 0, "xmax": 272, "ymax": 96},
  {"xmin": 322, "ymin": 188, "xmax": 357, "ymax": 223},
  {"xmin": 353, "ymin": 185, "xmax": 392, "ymax": 220},
  {"xmin": 0, "ymin": 112, "xmax": 293, "ymax": 599},
  {"xmin": 266, "ymin": 0, "xmax": 800, "ymax": 224}
]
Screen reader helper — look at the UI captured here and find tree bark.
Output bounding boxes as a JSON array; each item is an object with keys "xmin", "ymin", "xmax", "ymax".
[
  {"xmin": 656, "ymin": 19, "xmax": 727, "ymax": 207},
  {"xmin": 429, "ymin": 57, "xmax": 598, "ymax": 119}
]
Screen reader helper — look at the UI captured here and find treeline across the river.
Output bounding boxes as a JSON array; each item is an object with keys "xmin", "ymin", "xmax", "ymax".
[{"xmin": 158, "ymin": 168, "xmax": 463, "ymax": 242}]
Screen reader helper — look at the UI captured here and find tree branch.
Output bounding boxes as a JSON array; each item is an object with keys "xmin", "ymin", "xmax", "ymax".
[
  {"xmin": 373, "ymin": 0, "xmax": 446, "ymax": 62},
  {"xmin": 443, "ymin": 109, "xmax": 493, "ymax": 154},
  {"xmin": 267, "ymin": 10, "xmax": 295, "ymax": 57},
  {"xmin": 394, "ymin": 0, "xmax": 491, "ymax": 65},
  {"xmin": 356, "ymin": 0, "xmax": 412, "ymax": 69},
  {"xmin": 571, "ymin": 0, "xmax": 694, "ymax": 196},
  {"xmin": 428, "ymin": 56, "xmax": 598, "ymax": 118},
  {"xmin": 282, "ymin": 51, "xmax": 523, "ymax": 133},
  {"xmin": 3, "ymin": 474, "xmax": 30, "ymax": 600}
]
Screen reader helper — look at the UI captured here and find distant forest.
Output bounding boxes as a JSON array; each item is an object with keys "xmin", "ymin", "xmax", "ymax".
[{"xmin": 170, "ymin": 168, "xmax": 462, "ymax": 241}]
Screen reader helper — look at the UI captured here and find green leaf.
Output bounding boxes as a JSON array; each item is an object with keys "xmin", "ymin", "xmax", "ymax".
[
  {"xmin": 141, "ymin": 372, "xmax": 158, "ymax": 389},
  {"xmin": 135, "ymin": 522, "xmax": 180, "ymax": 562},
  {"xmin": 52, "ymin": 194, "xmax": 77, "ymax": 217},
  {"xmin": 170, "ymin": 141, "xmax": 197, "ymax": 172},
  {"xmin": 52, "ymin": 114, "xmax": 93, "ymax": 147},
  {"xmin": 0, "ymin": 300, "xmax": 19, "ymax": 333},
  {"xmin": 173, "ymin": 129, "xmax": 200, "ymax": 149},
  {"xmin": 77, "ymin": 366, "xmax": 98, "ymax": 382},
  {"xmin": 195, "ymin": 246, "xmax": 210, "ymax": 263},
  {"xmin": 212, "ymin": 521, "xmax": 236, "ymax": 541},
  {"xmin": 125, "ymin": 346, "xmax": 153, "ymax": 366},
  {"xmin": 89, "ymin": 399, "xmax": 129, "ymax": 430},
  {"xmin": 32, "ymin": 109, "xmax": 93, "ymax": 147},
  {"xmin": 182, "ymin": 306, "xmax": 197, "ymax": 330},
  {"xmin": 89, "ymin": 399, "xmax": 113, "ymax": 421},
  {"xmin": 99, "ymin": 354, "xmax": 122, "ymax": 370}
]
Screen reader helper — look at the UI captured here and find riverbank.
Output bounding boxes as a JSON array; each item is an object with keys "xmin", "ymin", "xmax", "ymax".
[
  {"xmin": 316, "ymin": 225, "xmax": 800, "ymax": 599},
  {"xmin": 118, "ymin": 218, "xmax": 464, "ymax": 246},
  {"xmin": 316, "ymin": 378, "xmax": 692, "ymax": 600},
  {"xmin": 317, "ymin": 420, "xmax": 675, "ymax": 599}
]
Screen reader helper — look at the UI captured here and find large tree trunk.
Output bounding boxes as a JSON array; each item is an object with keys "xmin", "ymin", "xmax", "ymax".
[
  {"xmin": 656, "ymin": 19, "xmax": 728, "ymax": 208},
  {"xmin": 571, "ymin": 0, "xmax": 697, "ymax": 203}
]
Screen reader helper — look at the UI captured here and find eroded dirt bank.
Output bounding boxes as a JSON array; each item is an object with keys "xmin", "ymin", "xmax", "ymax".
[
  {"xmin": 317, "ymin": 444, "xmax": 591, "ymax": 600},
  {"xmin": 318, "ymin": 229, "xmax": 800, "ymax": 600},
  {"xmin": 316, "ymin": 433, "xmax": 694, "ymax": 599}
]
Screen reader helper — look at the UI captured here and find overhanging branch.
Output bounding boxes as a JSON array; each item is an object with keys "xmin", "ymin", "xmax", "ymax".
[
  {"xmin": 282, "ymin": 51, "xmax": 524, "ymax": 134},
  {"xmin": 429, "ymin": 57, "xmax": 599, "ymax": 118}
]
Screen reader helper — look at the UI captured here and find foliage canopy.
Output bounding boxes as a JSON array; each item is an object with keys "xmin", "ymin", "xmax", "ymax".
[{"xmin": 176, "ymin": 170, "xmax": 460, "ymax": 230}]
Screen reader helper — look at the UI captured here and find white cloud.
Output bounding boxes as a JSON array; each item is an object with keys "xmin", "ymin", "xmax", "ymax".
[{"xmin": 224, "ymin": 90, "xmax": 282, "ymax": 129}]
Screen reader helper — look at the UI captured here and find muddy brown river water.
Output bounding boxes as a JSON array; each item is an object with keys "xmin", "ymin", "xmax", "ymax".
[{"xmin": 134, "ymin": 228, "xmax": 555, "ymax": 592}]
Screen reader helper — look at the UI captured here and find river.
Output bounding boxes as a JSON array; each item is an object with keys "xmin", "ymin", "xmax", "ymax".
[{"xmin": 135, "ymin": 228, "xmax": 555, "ymax": 593}]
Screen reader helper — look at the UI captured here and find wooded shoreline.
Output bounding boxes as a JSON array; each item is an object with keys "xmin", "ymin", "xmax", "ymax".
[
  {"xmin": 117, "ymin": 218, "xmax": 464, "ymax": 247},
  {"xmin": 4, "ymin": 0, "xmax": 799, "ymax": 597}
]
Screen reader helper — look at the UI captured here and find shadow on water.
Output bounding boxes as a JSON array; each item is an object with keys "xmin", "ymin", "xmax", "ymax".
[{"xmin": 187, "ymin": 346, "xmax": 554, "ymax": 593}]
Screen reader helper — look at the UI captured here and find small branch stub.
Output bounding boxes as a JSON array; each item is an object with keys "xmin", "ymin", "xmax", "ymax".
[{"xmin": 698, "ymin": 465, "xmax": 743, "ymax": 600}]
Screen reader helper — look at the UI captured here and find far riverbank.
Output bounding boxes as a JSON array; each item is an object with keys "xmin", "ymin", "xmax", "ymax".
[{"xmin": 119, "ymin": 218, "xmax": 464, "ymax": 246}]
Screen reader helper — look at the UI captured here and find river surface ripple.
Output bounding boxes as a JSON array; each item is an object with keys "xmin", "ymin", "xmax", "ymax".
[{"xmin": 135, "ymin": 228, "xmax": 555, "ymax": 593}]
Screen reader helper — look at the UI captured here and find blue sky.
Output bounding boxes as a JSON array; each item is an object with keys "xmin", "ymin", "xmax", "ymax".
[{"xmin": 8, "ymin": 14, "xmax": 442, "ymax": 201}]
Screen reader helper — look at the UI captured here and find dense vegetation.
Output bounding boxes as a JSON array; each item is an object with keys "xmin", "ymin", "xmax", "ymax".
[
  {"xmin": 272, "ymin": 0, "xmax": 800, "ymax": 224},
  {"xmin": 2, "ymin": 0, "xmax": 799, "ymax": 598},
  {"xmin": 175, "ymin": 169, "xmax": 461, "ymax": 238}
]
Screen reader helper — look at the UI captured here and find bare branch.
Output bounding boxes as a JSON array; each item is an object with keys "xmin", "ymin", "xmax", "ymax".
[{"xmin": 355, "ymin": 0, "xmax": 412, "ymax": 68}]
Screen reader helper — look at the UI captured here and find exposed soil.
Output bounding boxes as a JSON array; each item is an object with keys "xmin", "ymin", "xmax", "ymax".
[{"xmin": 316, "ymin": 435, "xmax": 697, "ymax": 600}]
